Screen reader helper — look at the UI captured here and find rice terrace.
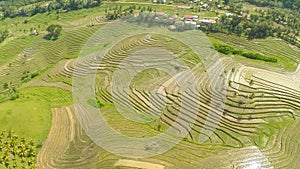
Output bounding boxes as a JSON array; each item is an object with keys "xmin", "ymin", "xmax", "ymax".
[{"xmin": 0, "ymin": 0, "xmax": 300, "ymax": 168}]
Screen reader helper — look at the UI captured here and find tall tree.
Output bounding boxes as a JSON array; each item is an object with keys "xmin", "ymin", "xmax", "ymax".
[
  {"xmin": 224, "ymin": 0, "xmax": 233, "ymax": 5},
  {"xmin": 46, "ymin": 24, "xmax": 62, "ymax": 40}
]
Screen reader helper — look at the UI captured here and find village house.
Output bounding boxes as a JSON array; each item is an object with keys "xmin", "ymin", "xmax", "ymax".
[
  {"xmin": 199, "ymin": 19, "xmax": 216, "ymax": 24},
  {"xmin": 183, "ymin": 15, "xmax": 198, "ymax": 25}
]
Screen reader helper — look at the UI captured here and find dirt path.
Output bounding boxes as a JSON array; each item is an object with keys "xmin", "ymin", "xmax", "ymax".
[{"xmin": 115, "ymin": 159, "xmax": 165, "ymax": 169}]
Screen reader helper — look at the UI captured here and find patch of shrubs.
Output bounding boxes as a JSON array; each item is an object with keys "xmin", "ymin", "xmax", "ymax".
[
  {"xmin": 241, "ymin": 52, "xmax": 277, "ymax": 63},
  {"xmin": 0, "ymin": 30, "xmax": 9, "ymax": 43},
  {"xmin": 87, "ymin": 98, "xmax": 104, "ymax": 108},
  {"xmin": 213, "ymin": 44, "xmax": 277, "ymax": 63},
  {"xmin": 9, "ymin": 88, "xmax": 19, "ymax": 101},
  {"xmin": 21, "ymin": 72, "xmax": 39, "ymax": 83}
]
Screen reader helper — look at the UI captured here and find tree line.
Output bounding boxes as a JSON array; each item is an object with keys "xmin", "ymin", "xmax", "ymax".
[
  {"xmin": 0, "ymin": 0, "xmax": 101, "ymax": 18},
  {"xmin": 199, "ymin": 2, "xmax": 299, "ymax": 48},
  {"xmin": 244, "ymin": 0, "xmax": 300, "ymax": 10},
  {"xmin": 213, "ymin": 44, "xmax": 278, "ymax": 63}
]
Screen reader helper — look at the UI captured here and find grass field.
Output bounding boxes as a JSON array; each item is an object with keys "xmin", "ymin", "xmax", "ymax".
[{"xmin": 0, "ymin": 87, "xmax": 72, "ymax": 146}]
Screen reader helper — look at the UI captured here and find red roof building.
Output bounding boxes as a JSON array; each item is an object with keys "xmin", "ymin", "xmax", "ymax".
[{"xmin": 184, "ymin": 15, "xmax": 194, "ymax": 19}]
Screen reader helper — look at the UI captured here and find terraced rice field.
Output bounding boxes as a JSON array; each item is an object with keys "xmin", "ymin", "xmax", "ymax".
[
  {"xmin": 37, "ymin": 106, "xmax": 100, "ymax": 169},
  {"xmin": 210, "ymin": 33, "xmax": 299, "ymax": 71},
  {"xmin": 0, "ymin": 25, "xmax": 100, "ymax": 95},
  {"xmin": 0, "ymin": 0, "xmax": 298, "ymax": 168},
  {"xmin": 33, "ymin": 21, "xmax": 300, "ymax": 168}
]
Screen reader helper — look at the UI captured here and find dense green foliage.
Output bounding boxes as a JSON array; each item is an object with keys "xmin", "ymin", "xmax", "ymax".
[
  {"xmin": 241, "ymin": 52, "xmax": 277, "ymax": 62},
  {"xmin": 105, "ymin": 5, "xmax": 136, "ymax": 20},
  {"xmin": 0, "ymin": 0, "xmax": 43, "ymax": 11},
  {"xmin": 200, "ymin": 3, "xmax": 299, "ymax": 47},
  {"xmin": 46, "ymin": 24, "xmax": 62, "ymax": 40},
  {"xmin": 0, "ymin": 30, "xmax": 8, "ymax": 43},
  {"xmin": 214, "ymin": 44, "xmax": 277, "ymax": 62},
  {"xmin": 120, "ymin": 11, "xmax": 195, "ymax": 31},
  {"xmin": 0, "ymin": 0, "xmax": 101, "ymax": 18},
  {"xmin": 0, "ymin": 130, "xmax": 37, "ymax": 168},
  {"xmin": 204, "ymin": 14, "xmax": 284, "ymax": 40},
  {"xmin": 245, "ymin": 0, "xmax": 300, "ymax": 10},
  {"xmin": 225, "ymin": 0, "xmax": 300, "ymax": 10}
]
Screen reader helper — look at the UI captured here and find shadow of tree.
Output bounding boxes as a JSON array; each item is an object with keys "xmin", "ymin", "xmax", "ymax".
[{"xmin": 43, "ymin": 34, "xmax": 59, "ymax": 41}]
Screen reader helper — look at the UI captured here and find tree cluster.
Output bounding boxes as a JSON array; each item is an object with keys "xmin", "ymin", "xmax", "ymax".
[
  {"xmin": 0, "ymin": 0, "xmax": 101, "ymax": 18},
  {"xmin": 122, "ymin": 11, "xmax": 177, "ymax": 28},
  {"xmin": 0, "ymin": 30, "xmax": 9, "ymax": 43},
  {"xmin": 194, "ymin": 1, "xmax": 299, "ymax": 47},
  {"xmin": 245, "ymin": 0, "xmax": 300, "ymax": 10},
  {"xmin": 0, "ymin": 130, "xmax": 37, "ymax": 168},
  {"xmin": 200, "ymin": 10, "xmax": 299, "ymax": 47},
  {"xmin": 201, "ymin": 13, "xmax": 275, "ymax": 40},
  {"xmin": 105, "ymin": 5, "xmax": 136, "ymax": 20},
  {"xmin": 45, "ymin": 24, "xmax": 62, "ymax": 40},
  {"xmin": 214, "ymin": 44, "xmax": 277, "ymax": 63}
]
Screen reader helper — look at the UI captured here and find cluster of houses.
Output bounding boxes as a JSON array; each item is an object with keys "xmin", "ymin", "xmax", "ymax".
[
  {"xmin": 180, "ymin": 15, "xmax": 216, "ymax": 27},
  {"xmin": 132, "ymin": 3, "xmax": 239, "ymax": 31},
  {"xmin": 153, "ymin": 12, "xmax": 217, "ymax": 30},
  {"xmin": 149, "ymin": 0, "xmax": 231, "ymax": 30},
  {"xmin": 151, "ymin": 0, "xmax": 226, "ymax": 11},
  {"xmin": 151, "ymin": 9, "xmax": 239, "ymax": 31},
  {"xmin": 182, "ymin": 15, "xmax": 217, "ymax": 29}
]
